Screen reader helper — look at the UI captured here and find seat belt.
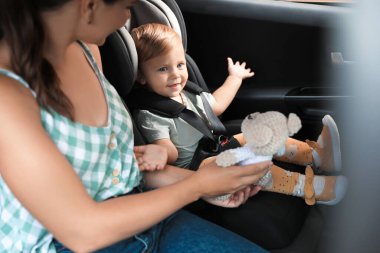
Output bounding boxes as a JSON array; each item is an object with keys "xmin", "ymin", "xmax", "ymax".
[
  {"xmin": 183, "ymin": 81, "xmax": 226, "ymax": 135},
  {"xmin": 178, "ymin": 108, "xmax": 216, "ymax": 141},
  {"xmin": 200, "ymin": 92, "xmax": 227, "ymax": 134},
  {"xmin": 128, "ymin": 81, "xmax": 226, "ymax": 141}
]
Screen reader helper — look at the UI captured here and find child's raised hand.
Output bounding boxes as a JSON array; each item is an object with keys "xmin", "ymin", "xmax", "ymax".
[
  {"xmin": 227, "ymin": 57, "xmax": 254, "ymax": 80},
  {"xmin": 134, "ymin": 144, "xmax": 168, "ymax": 171}
]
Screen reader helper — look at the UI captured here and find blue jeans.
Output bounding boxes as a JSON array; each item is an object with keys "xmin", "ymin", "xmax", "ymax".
[{"xmin": 54, "ymin": 210, "xmax": 267, "ymax": 253}]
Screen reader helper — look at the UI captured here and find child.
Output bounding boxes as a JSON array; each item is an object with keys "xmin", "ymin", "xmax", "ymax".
[{"xmin": 131, "ymin": 23, "xmax": 347, "ymax": 205}]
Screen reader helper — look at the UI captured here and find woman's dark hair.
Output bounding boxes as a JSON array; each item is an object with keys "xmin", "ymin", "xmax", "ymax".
[{"xmin": 0, "ymin": 0, "xmax": 118, "ymax": 119}]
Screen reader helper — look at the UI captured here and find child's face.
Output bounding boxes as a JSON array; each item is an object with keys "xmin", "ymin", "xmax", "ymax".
[{"xmin": 139, "ymin": 44, "xmax": 188, "ymax": 99}]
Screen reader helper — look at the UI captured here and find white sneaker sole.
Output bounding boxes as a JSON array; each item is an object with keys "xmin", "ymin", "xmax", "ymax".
[
  {"xmin": 317, "ymin": 175, "xmax": 348, "ymax": 205},
  {"xmin": 319, "ymin": 115, "xmax": 342, "ymax": 172}
]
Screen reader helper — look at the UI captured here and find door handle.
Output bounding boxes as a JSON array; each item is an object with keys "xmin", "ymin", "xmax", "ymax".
[{"xmin": 331, "ymin": 52, "xmax": 354, "ymax": 65}]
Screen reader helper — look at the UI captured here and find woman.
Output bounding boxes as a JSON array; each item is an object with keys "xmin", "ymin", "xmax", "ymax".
[{"xmin": 0, "ymin": 0, "xmax": 270, "ymax": 252}]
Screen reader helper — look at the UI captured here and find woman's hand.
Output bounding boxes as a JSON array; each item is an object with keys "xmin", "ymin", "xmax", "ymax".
[
  {"xmin": 203, "ymin": 185, "xmax": 262, "ymax": 208},
  {"xmin": 134, "ymin": 144, "xmax": 168, "ymax": 171},
  {"xmin": 192, "ymin": 159, "xmax": 271, "ymax": 200}
]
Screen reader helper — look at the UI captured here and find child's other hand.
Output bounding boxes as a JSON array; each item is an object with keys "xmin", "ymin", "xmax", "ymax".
[
  {"xmin": 134, "ymin": 144, "xmax": 168, "ymax": 171},
  {"xmin": 227, "ymin": 57, "xmax": 254, "ymax": 80}
]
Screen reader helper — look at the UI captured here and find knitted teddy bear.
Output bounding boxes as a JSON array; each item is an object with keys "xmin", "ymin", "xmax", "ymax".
[
  {"xmin": 214, "ymin": 111, "xmax": 347, "ymax": 205},
  {"xmin": 216, "ymin": 111, "xmax": 302, "ymax": 188}
]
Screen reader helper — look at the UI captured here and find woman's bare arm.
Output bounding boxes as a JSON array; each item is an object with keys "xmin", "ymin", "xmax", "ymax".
[{"xmin": 0, "ymin": 77, "xmax": 198, "ymax": 252}]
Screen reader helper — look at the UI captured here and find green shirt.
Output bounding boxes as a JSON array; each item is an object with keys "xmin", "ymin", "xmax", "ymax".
[{"xmin": 0, "ymin": 42, "xmax": 142, "ymax": 252}]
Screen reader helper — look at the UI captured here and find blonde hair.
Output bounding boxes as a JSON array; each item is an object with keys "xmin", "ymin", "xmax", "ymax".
[{"xmin": 131, "ymin": 23, "xmax": 183, "ymax": 64}]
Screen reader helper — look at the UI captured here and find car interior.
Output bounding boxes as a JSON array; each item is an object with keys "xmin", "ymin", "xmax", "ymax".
[{"xmin": 99, "ymin": 0, "xmax": 354, "ymax": 252}]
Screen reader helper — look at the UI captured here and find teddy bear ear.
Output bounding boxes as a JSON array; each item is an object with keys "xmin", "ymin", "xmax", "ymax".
[
  {"xmin": 249, "ymin": 124, "xmax": 274, "ymax": 147},
  {"xmin": 287, "ymin": 113, "xmax": 302, "ymax": 136}
]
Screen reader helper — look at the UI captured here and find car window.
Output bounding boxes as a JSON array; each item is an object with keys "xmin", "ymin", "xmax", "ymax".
[
  {"xmin": 281, "ymin": 0, "xmax": 355, "ymax": 6},
  {"xmin": 283, "ymin": 0, "xmax": 352, "ymax": 2}
]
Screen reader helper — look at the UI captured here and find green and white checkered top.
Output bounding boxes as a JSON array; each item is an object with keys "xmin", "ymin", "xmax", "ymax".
[{"xmin": 0, "ymin": 42, "xmax": 142, "ymax": 252}]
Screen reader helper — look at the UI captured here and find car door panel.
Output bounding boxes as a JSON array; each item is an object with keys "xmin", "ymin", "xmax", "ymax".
[{"xmin": 176, "ymin": 0, "xmax": 352, "ymax": 137}]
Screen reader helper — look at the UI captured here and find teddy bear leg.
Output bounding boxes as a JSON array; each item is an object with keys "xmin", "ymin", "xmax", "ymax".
[
  {"xmin": 261, "ymin": 165, "xmax": 300, "ymax": 195},
  {"xmin": 273, "ymin": 138, "xmax": 314, "ymax": 167},
  {"xmin": 262, "ymin": 166, "xmax": 347, "ymax": 205}
]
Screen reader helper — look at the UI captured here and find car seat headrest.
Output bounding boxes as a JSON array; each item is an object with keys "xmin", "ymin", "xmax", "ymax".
[
  {"xmin": 128, "ymin": 0, "xmax": 187, "ymax": 50},
  {"xmin": 119, "ymin": 27, "xmax": 138, "ymax": 79},
  {"xmin": 100, "ymin": 27, "xmax": 138, "ymax": 98}
]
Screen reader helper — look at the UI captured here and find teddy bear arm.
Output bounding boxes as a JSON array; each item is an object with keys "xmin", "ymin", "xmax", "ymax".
[{"xmin": 216, "ymin": 147, "xmax": 251, "ymax": 167}]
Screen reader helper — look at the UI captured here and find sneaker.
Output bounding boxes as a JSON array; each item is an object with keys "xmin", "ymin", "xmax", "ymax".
[
  {"xmin": 307, "ymin": 115, "xmax": 342, "ymax": 173},
  {"xmin": 304, "ymin": 166, "xmax": 347, "ymax": 205}
]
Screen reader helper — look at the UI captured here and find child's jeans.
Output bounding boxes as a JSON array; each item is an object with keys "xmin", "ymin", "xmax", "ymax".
[{"xmin": 54, "ymin": 210, "xmax": 267, "ymax": 253}]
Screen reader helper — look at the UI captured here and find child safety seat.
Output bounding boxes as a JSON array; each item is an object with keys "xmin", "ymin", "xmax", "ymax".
[
  {"xmin": 100, "ymin": 0, "xmax": 315, "ymax": 250},
  {"xmin": 99, "ymin": 28, "xmax": 147, "ymax": 145}
]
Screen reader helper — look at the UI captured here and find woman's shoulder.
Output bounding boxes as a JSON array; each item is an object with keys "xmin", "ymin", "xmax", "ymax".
[
  {"xmin": 0, "ymin": 71, "xmax": 36, "ymax": 105},
  {"xmin": 76, "ymin": 42, "xmax": 103, "ymax": 71},
  {"xmin": 0, "ymin": 75, "xmax": 38, "ymax": 111},
  {"xmin": 0, "ymin": 70, "xmax": 42, "ymax": 149},
  {"xmin": 86, "ymin": 44, "xmax": 102, "ymax": 70}
]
